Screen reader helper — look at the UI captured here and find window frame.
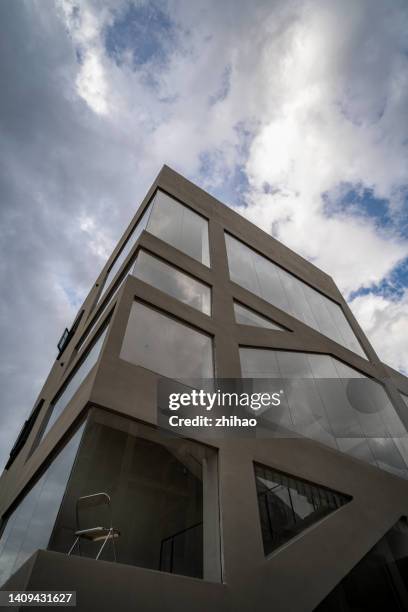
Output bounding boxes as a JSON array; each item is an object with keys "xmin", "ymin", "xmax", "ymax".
[
  {"xmin": 93, "ymin": 200, "xmax": 154, "ymax": 313},
  {"xmin": 4, "ymin": 400, "xmax": 45, "ymax": 470},
  {"xmin": 233, "ymin": 300, "xmax": 289, "ymax": 331},
  {"xmin": 147, "ymin": 188, "xmax": 211, "ymax": 268},
  {"xmin": 132, "ymin": 247, "xmax": 212, "ymax": 316},
  {"xmin": 225, "ymin": 231, "xmax": 367, "ymax": 358},
  {"xmin": 253, "ymin": 461, "xmax": 352, "ymax": 557},
  {"xmin": 35, "ymin": 318, "xmax": 111, "ymax": 449}
]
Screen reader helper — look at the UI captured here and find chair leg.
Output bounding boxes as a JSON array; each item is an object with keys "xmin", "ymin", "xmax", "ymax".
[
  {"xmin": 68, "ymin": 537, "xmax": 79, "ymax": 556},
  {"xmin": 96, "ymin": 529, "xmax": 112, "ymax": 560}
]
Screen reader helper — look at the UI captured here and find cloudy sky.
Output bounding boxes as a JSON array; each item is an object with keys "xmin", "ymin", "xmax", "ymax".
[{"xmin": 0, "ymin": 0, "xmax": 407, "ymax": 468}]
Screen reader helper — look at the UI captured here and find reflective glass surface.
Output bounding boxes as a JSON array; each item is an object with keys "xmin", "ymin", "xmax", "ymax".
[
  {"xmin": 315, "ymin": 518, "xmax": 408, "ymax": 611},
  {"xmin": 132, "ymin": 250, "xmax": 211, "ymax": 315},
  {"xmin": 77, "ymin": 266, "xmax": 130, "ymax": 353},
  {"xmin": 49, "ymin": 410, "xmax": 218, "ymax": 580},
  {"xmin": 240, "ymin": 348, "xmax": 408, "ymax": 478},
  {"xmin": 0, "ymin": 424, "xmax": 84, "ymax": 586},
  {"xmin": 147, "ymin": 191, "xmax": 210, "ymax": 266},
  {"xmin": 254, "ymin": 463, "xmax": 350, "ymax": 555},
  {"xmin": 41, "ymin": 326, "xmax": 108, "ymax": 441},
  {"xmin": 97, "ymin": 203, "xmax": 152, "ymax": 306},
  {"xmin": 226, "ymin": 233, "xmax": 366, "ymax": 358},
  {"xmin": 120, "ymin": 302, "xmax": 213, "ymax": 379},
  {"xmin": 234, "ymin": 302, "xmax": 284, "ymax": 330}
]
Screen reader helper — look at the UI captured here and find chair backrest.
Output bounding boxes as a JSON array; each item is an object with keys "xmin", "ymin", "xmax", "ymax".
[{"xmin": 75, "ymin": 492, "xmax": 112, "ymax": 531}]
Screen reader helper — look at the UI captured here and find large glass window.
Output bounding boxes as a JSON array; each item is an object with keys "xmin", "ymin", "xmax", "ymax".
[
  {"xmin": 147, "ymin": 191, "xmax": 210, "ymax": 266},
  {"xmin": 96, "ymin": 190, "xmax": 209, "ymax": 318},
  {"xmin": 315, "ymin": 518, "xmax": 408, "ymax": 611},
  {"xmin": 0, "ymin": 423, "xmax": 84, "ymax": 587},
  {"xmin": 49, "ymin": 410, "xmax": 219, "ymax": 580},
  {"xmin": 120, "ymin": 301, "xmax": 213, "ymax": 379},
  {"xmin": 254, "ymin": 463, "xmax": 350, "ymax": 556},
  {"xmin": 132, "ymin": 250, "xmax": 211, "ymax": 315},
  {"xmin": 97, "ymin": 203, "xmax": 152, "ymax": 306},
  {"xmin": 226, "ymin": 233, "xmax": 366, "ymax": 358},
  {"xmin": 41, "ymin": 326, "xmax": 108, "ymax": 442},
  {"xmin": 240, "ymin": 348, "xmax": 408, "ymax": 478},
  {"xmin": 0, "ymin": 412, "xmax": 220, "ymax": 585}
]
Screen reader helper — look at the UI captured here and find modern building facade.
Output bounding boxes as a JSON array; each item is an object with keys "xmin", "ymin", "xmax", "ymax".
[{"xmin": 1, "ymin": 165, "xmax": 408, "ymax": 610}]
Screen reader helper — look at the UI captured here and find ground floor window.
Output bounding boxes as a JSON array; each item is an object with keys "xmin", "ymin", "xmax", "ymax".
[{"xmin": 0, "ymin": 409, "xmax": 220, "ymax": 586}]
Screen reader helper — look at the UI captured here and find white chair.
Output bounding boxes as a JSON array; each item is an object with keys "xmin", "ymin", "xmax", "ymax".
[{"xmin": 67, "ymin": 492, "xmax": 120, "ymax": 561}]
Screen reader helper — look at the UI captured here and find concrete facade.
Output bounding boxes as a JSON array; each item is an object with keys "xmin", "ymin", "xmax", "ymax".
[{"xmin": 1, "ymin": 165, "xmax": 408, "ymax": 611}]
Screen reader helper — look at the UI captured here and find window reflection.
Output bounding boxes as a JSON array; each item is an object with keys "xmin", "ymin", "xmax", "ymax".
[
  {"xmin": 41, "ymin": 326, "xmax": 108, "ymax": 442},
  {"xmin": 0, "ymin": 412, "xmax": 220, "ymax": 585},
  {"xmin": 234, "ymin": 302, "xmax": 284, "ymax": 330},
  {"xmin": 240, "ymin": 348, "xmax": 408, "ymax": 478},
  {"xmin": 254, "ymin": 463, "xmax": 350, "ymax": 555},
  {"xmin": 226, "ymin": 233, "xmax": 366, "ymax": 358},
  {"xmin": 0, "ymin": 423, "xmax": 84, "ymax": 586},
  {"xmin": 120, "ymin": 301, "xmax": 213, "ymax": 379},
  {"xmin": 97, "ymin": 203, "xmax": 153, "ymax": 307},
  {"xmin": 147, "ymin": 191, "xmax": 210, "ymax": 266},
  {"xmin": 49, "ymin": 411, "xmax": 219, "ymax": 580},
  {"xmin": 132, "ymin": 250, "xmax": 211, "ymax": 315}
]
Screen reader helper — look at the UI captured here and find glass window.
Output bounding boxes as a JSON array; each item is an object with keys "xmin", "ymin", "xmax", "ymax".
[
  {"xmin": 77, "ymin": 303, "xmax": 115, "ymax": 354},
  {"xmin": 97, "ymin": 203, "xmax": 153, "ymax": 306},
  {"xmin": 49, "ymin": 410, "xmax": 219, "ymax": 581},
  {"xmin": 254, "ymin": 463, "xmax": 350, "ymax": 555},
  {"xmin": 147, "ymin": 191, "xmax": 210, "ymax": 266},
  {"xmin": 132, "ymin": 250, "xmax": 211, "ymax": 315},
  {"xmin": 41, "ymin": 326, "xmax": 108, "ymax": 441},
  {"xmin": 4, "ymin": 401, "xmax": 44, "ymax": 470},
  {"xmin": 240, "ymin": 348, "xmax": 408, "ymax": 478},
  {"xmin": 234, "ymin": 302, "xmax": 285, "ymax": 330},
  {"xmin": 120, "ymin": 302, "xmax": 213, "ymax": 379},
  {"xmin": 77, "ymin": 271, "xmax": 128, "ymax": 353},
  {"xmin": 239, "ymin": 347, "xmax": 281, "ymax": 378},
  {"xmin": 0, "ymin": 411, "xmax": 220, "ymax": 585},
  {"xmin": 225, "ymin": 233, "xmax": 367, "ymax": 358},
  {"xmin": 0, "ymin": 423, "xmax": 84, "ymax": 587},
  {"xmin": 315, "ymin": 518, "xmax": 408, "ymax": 611}
]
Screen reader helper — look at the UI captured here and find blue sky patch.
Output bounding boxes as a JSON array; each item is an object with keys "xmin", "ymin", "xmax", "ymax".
[
  {"xmin": 104, "ymin": 1, "xmax": 176, "ymax": 69},
  {"xmin": 61, "ymin": 283, "xmax": 83, "ymax": 309},
  {"xmin": 324, "ymin": 183, "xmax": 408, "ymax": 301},
  {"xmin": 350, "ymin": 257, "xmax": 408, "ymax": 301},
  {"xmin": 323, "ymin": 183, "xmax": 408, "ymax": 238}
]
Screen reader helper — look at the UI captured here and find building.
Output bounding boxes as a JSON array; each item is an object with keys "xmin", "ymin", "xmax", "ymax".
[{"xmin": 1, "ymin": 165, "xmax": 408, "ymax": 611}]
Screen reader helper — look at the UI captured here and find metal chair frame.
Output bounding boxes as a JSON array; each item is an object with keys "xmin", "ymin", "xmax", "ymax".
[{"xmin": 67, "ymin": 492, "xmax": 120, "ymax": 561}]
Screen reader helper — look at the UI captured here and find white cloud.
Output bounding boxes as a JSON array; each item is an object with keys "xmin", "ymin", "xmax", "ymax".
[
  {"xmin": 350, "ymin": 291, "xmax": 408, "ymax": 374},
  {"xmin": 236, "ymin": 0, "xmax": 408, "ymax": 298},
  {"xmin": 58, "ymin": 0, "xmax": 112, "ymax": 115},
  {"xmin": 76, "ymin": 49, "xmax": 110, "ymax": 115}
]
